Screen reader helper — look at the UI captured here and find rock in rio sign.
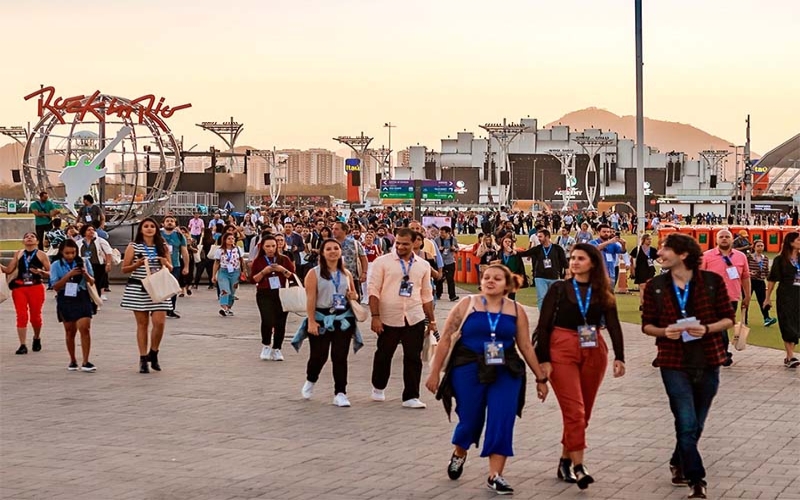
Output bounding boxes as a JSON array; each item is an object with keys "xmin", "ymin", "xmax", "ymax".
[{"xmin": 23, "ymin": 86, "xmax": 192, "ymax": 131}]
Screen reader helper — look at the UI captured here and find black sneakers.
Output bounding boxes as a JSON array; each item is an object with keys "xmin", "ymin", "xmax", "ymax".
[
  {"xmin": 670, "ymin": 465, "xmax": 689, "ymax": 486},
  {"xmin": 167, "ymin": 311, "xmax": 181, "ymax": 319},
  {"xmin": 487, "ymin": 474, "xmax": 514, "ymax": 495},
  {"xmin": 573, "ymin": 464, "xmax": 594, "ymax": 490},
  {"xmin": 447, "ymin": 453, "xmax": 466, "ymax": 480},
  {"xmin": 15, "ymin": 345, "xmax": 27, "ymax": 355},
  {"xmin": 784, "ymin": 357, "xmax": 800, "ymax": 368},
  {"xmin": 81, "ymin": 362, "xmax": 97, "ymax": 373},
  {"xmin": 32, "ymin": 338, "xmax": 42, "ymax": 352},
  {"xmin": 67, "ymin": 361, "xmax": 79, "ymax": 371}
]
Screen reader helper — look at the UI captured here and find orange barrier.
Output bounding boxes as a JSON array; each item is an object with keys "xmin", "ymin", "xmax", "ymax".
[
  {"xmin": 455, "ymin": 250, "xmax": 467, "ymax": 283},
  {"xmin": 765, "ymin": 227, "xmax": 782, "ymax": 253},
  {"xmin": 749, "ymin": 227, "xmax": 765, "ymax": 245},
  {"xmin": 464, "ymin": 250, "xmax": 479, "ymax": 284},
  {"xmin": 782, "ymin": 226, "xmax": 800, "ymax": 247},
  {"xmin": 677, "ymin": 226, "xmax": 695, "ymax": 239},
  {"xmin": 657, "ymin": 226, "xmax": 677, "ymax": 243},
  {"xmin": 695, "ymin": 226, "xmax": 711, "ymax": 252}
]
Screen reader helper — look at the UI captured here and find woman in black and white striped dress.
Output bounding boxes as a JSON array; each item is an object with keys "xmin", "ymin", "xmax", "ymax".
[{"xmin": 121, "ymin": 217, "xmax": 173, "ymax": 374}]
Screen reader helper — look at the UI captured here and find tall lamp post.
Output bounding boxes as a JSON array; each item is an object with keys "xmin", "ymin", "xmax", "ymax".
[
  {"xmin": 479, "ymin": 118, "xmax": 529, "ymax": 207},
  {"xmin": 249, "ymin": 148, "xmax": 287, "ymax": 207},
  {"xmin": 634, "ymin": 0, "xmax": 646, "ymax": 236},
  {"xmin": 368, "ymin": 147, "xmax": 393, "ymax": 184},
  {"xmin": 196, "ymin": 118, "xmax": 244, "ymax": 173},
  {"xmin": 729, "ymin": 144, "xmax": 743, "ymax": 215},
  {"xmin": 549, "ymin": 149, "xmax": 576, "ymax": 211},
  {"xmin": 384, "ymin": 122, "xmax": 396, "ymax": 176},
  {"xmin": 574, "ymin": 134, "xmax": 615, "ymax": 210}
]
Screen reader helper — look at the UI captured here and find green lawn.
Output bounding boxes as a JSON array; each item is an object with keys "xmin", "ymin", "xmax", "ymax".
[
  {"xmin": 455, "ymin": 233, "xmax": 784, "ymax": 351},
  {"xmin": 0, "ymin": 240, "xmax": 22, "ymax": 250}
]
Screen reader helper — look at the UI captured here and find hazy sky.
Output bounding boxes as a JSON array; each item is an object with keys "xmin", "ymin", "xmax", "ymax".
[{"xmin": 1, "ymin": 0, "xmax": 797, "ymax": 156}]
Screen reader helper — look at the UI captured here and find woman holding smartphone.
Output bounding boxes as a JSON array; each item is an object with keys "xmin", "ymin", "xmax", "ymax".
[
  {"xmin": 50, "ymin": 239, "xmax": 96, "ymax": 371},
  {"xmin": 250, "ymin": 235, "xmax": 295, "ymax": 361},
  {"xmin": 120, "ymin": 217, "xmax": 173, "ymax": 374}
]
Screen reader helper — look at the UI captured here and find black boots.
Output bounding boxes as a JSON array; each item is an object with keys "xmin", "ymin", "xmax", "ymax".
[
  {"xmin": 557, "ymin": 458, "xmax": 577, "ymax": 483},
  {"xmin": 148, "ymin": 349, "xmax": 161, "ymax": 371},
  {"xmin": 139, "ymin": 355, "xmax": 149, "ymax": 373},
  {"xmin": 573, "ymin": 464, "xmax": 594, "ymax": 490}
]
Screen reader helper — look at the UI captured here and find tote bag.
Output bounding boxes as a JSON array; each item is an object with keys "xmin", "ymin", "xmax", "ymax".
[
  {"xmin": 733, "ymin": 322, "xmax": 750, "ymax": 351},
  {"xmin": 141, "ymin": 258, "xmax": 182, "ymax": 303},
  {"xmin": 349, "ymin": 299, "xmax": 369, "ymax": 322},
  {"xmin": 279, "ymin": 273, "xmax": 307, "ymax": 314}
]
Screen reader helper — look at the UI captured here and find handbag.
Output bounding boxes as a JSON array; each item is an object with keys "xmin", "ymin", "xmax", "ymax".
[
  {"xmin": 422, "ymin": 331, "xmax": 439, "ymax": 363},
  {"xmin": 86, "ymin": 283, "xmax": 103, "ymax": 308},
  {"xmin": 193, "ymin": 245, "xmax": 202, "ymax": 264},
  {"xmin": 111, "ymin": 248, "xmax": 122, "ymax": 266},
  {"xmin": 141, "ymin": 258, "xmax": 182, "ymax": 303},
  {"xmin": 349, "ymin": 299, "xmax": 369, "ymax": 322},
  {"xmin": 439, "ymin": 295, "xmax": 474, "ymax": 373},
  {"xmin": 278, "ymin": 273, "xmax": 307, "ymax": 314},
  {"xmin": 733, "ymin": 322, "xmax": 750, "ymax": 351}
]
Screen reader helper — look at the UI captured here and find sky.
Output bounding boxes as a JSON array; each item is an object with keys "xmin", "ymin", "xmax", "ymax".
[{"xmin": 1, "ymin": 0, "xmax": 798, "ymax": 156}]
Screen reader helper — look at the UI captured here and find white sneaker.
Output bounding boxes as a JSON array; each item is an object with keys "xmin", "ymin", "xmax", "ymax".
[
  {"xmin": 333, "ymin": 393, "xmax": 351, "ymax": 407},
  {"xmin": 371, "ymin": 387, "xmax": 386, "ymax": 402},
  {"xmin": 260, "ymin": 346, "xmax": 272, "ymax": 360},
  {"xmin": 272, "ymin": 349, "xmax": 284, "ymax": 361},
  {"xmin": 301, "ymin": 380, "xmax": 315, "ymax": 399},
  {"xmin": 402, "ymin": 398, "xmax": 427, "ymax": 409},
  {"xmin": 101, "ymin": 295, "xmax": 108, "ymax": 301}
]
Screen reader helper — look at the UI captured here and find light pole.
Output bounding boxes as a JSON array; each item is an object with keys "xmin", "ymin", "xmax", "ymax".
[
  {"xmin": 368, "ymin": 147, "xmax": 392, "ymax": 184},
  {"xmin": 549, "ymin": 149, "xmax": 576, "ymax": 211},
  {"xmin": 635, "ymin": 0, "xmax": 646, "ymax": 236},
  {"xmin": 729, "ymin": 144, "xmax": 743, "ymax": 215},
  {"xmin": 249, "ymin": 148, "xmax": 287, "ymax": 207},
  {"xmin": 384, "ymin": 122, "xmax": 396, "ymax": 176},
  {"xmin": 574, "ymin": 134, "xmax": 615, "ymax": 210},
  {"xmin": 196, "ymin": 118, "xmax": 244, "ymax": 173}
]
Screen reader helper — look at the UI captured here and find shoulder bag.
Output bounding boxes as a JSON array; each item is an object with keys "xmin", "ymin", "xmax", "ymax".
[
  {"xmin": 141, "ymin": 257, "xmax": 182, "ymax": 303},
  {"xmin": 279, "ymin": 273, "xmax": 307, "ymax": 314},
  {"xmin": 733, "ymin": 322, "xmax": 750, "ymax": 351}
]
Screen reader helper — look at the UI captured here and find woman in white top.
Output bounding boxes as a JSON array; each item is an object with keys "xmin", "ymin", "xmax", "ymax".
[{"xmin": 212, "ymin": 233, "xmax": 244, "ymax": 317}]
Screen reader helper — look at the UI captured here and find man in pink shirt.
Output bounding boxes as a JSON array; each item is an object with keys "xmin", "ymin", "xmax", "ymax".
[
  {"xmin": 701, "ymin": 229, "xmax": 751, "ymax": 366},
  {"xmin": 367, "ymin": 228, "xmax": 436, "ymax": 409},
  {"xmin": 188, "ymin": 213, "xmax": 205, "ymax": 244}
]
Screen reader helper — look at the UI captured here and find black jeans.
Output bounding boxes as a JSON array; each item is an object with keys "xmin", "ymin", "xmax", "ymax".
[
  {"xmin": 746, "ymin": 279, "xmax": 771, "ymax": 323},
  {"xmin": 256, "ymin": 289, "xmax": 289, "ymax": 349},
  {"xmin": 35, "ymin": 223, "xmax": 50, "ymax": 251},
  {"xmin": 306, "ymin": 321, "xmax": 353, "ymax": 395},
  {"xmin": 371, "ymin": 320, "xmax": 425, "ymax": 401},
  {"xmin": 90, "ymin": 262, "xmax": 107, "ymax": 297},
  {"xmin": 436, "ymin": 262, "xmax": 457, "ymax": 300},
  {"xmin": 194, "ymin": 258, "xmax": 214, "ymax": 286}
]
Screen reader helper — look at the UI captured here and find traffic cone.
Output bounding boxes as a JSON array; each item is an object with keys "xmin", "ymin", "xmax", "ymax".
[{"xmin": 616, "ymin": 266, "xmax": 629, "ymax": 294}]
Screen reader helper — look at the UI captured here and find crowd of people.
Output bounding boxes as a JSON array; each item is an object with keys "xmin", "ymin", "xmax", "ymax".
[{"xmin": 3, "ymin": 201, "xmax": 799, "ymax": 499}]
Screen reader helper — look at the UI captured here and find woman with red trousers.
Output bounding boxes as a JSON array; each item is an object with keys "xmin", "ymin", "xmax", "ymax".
[{"xmin": 533, "ymin": 243, "xmax": 625, "ymax": 490}]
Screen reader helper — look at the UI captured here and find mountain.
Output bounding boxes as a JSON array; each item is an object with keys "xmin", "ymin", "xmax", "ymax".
[{"xmin": 545, "ymin": 107, "xmax": 754, "ymax": 161}]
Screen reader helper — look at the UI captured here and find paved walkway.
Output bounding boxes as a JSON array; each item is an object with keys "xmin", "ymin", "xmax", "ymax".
[{"xmin": 1, "ymin": 284, "xmax": 798, "ymax": 500}]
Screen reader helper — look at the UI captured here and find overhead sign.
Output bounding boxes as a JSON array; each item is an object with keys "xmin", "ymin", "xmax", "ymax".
[
  {"xmin": 380, "ymin": 179, "xmax": 414, "ymax": 199},
  {"xmin": 24, "ymin": 86, "xmax": 192, "ymax": 130},
  {"xmin": 421, "ymin": 179, "xmax": 454, "ymax": 200},
  {"xmin": 345, "ymin": 158, "xmax": 361, "ymax": 172}
]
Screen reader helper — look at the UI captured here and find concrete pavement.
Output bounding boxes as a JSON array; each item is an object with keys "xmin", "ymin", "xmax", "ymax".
[{"xmin": 1, "ymin": 284, "xmax": 798, "ymax": 500}]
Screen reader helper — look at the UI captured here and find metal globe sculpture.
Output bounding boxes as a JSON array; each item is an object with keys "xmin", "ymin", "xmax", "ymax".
[{"xmin": 21, "ymin": 89, "xmax": 188, "ymax": 230}]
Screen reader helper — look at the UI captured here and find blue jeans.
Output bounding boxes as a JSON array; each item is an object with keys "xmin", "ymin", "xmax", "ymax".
[
  {"xmin": 216, "ymin": 269, "xmax": 240, "ymax": 308},
  {"xmin": 534, "ymin": 277, "xmax": 557, "ymax": 311},
  {"xmin": 660, "ymin": 367, "xmax": 720, "ymax": 484}
]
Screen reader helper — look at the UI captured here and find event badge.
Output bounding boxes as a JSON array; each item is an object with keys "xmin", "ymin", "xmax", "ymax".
[
  {"xmin": 676, "ymin": 316, "xmax": 702, "ymax": 342},
  {"xmin": 268, "ymin": 276, "xmax": 281, "ymax": 290},
  {"xmin": 793, "ymin": 270, "xmax": 800, "ymax": 286},
  {"xmin": 542, "ymin": 258, "xmax": 552, "ymax": 269},
  {"xmin": 332, "ymin": 293, "xmax": 347, "ymax": 311},
  {"xmin": 484, "ymin": 341, "xmax": 506, "ymax": 365},
  {"xmin": 167, "ymin": 244, "xmax": 174, "ymax": 254},
  {"xmin": 22, "ymin": 272, "xmax": 34, "ymax": 285},
  {"xmin": 85, "ymin": 215, "xmax": 92, "ymax": 222},
  {"xmin": 726, "ymin": 266, "xmax": 740, "ymax": 280},
  {"xmin": 647, "ymin": 258, "xmax": 655, "ymax": 267},
  {"xmin": 64, "ymin": 282, "xmax": 79, "ymax": 297},
  {"xmin": 399, "ymin": 280, "xmax": 413, "ymax": 297},
  {"xmin": 605, "ymin": 252, "xmax": 614, "ymax": 263},
  {"xmin": 578, "ymin": 325, "xmax": 598, "ymax": 348}
]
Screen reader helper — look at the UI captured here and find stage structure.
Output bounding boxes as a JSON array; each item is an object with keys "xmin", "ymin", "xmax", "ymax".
[
  {"xmin": 368, "ymin": 146, "xmax": 392, "ymax": 185},
  {"xmin": 548, "ymin": 148, "xmax": 576, "ymax": 211},
  {"xmin": 574, "ymin": 134, "xmax": 615, "ymax": 210},
  {"xmin": 249, "ymin": 148, "xmax": 288, "ymax": 208},
  {"xmin": 333, "ymin": 132, "xmax": 373, "ymax": 204},
  {"xmin": 19, "ymin": 85, "xmax": 191, "ymax": 229},
  {"xmin": 196, "ymin": 118, "xmax": 243, "ymax": 173},
  {"xmin": 479, "ymin": 119, "xmax": 529, "ymax": 206},
  {"xmin": 699, "ymin": 149, "xmax": 730, "ymax": 185}
]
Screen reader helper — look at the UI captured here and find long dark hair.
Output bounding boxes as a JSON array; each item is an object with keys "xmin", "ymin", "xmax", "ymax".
[
  {"xmin": 255, "ymin": 235, "xmax": 278, "ymax": 261},
  {"xmin": 133, "ymin": 217, "xmax": 167, "ymax": 258},
  {"xmin": 201, "ymin": 227, "xmax": 214, "ymax": 247},
  {"xmin": 318, "ymin": 238, "xmax": 345, "ymax": 280},
  {"xmin": 570, "ymin": 243, "xmax": 616, "ymax": 309},
  {"xmin": 780, "ymin": 231, "xmax": 799, "ymax": 263},
  {"xmin": 57, "ymin": 238, "xmax": 81, "ymax": 264}
]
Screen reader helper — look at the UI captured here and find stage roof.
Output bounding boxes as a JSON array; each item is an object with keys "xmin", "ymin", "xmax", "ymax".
[{"xmin": 756, "ymin": 133, "xmax": 800, "ymax": 170}]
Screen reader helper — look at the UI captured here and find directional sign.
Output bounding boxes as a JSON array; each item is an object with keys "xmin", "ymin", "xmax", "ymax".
[
  {"xmin": 421, "ymin": 179, "xmax": 455, "ymax": 200},
  {"xmin": 380, "ymin": 179, "xmax": 414, "ymax": 199}
]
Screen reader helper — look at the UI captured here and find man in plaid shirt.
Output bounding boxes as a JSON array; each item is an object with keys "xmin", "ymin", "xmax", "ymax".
[{"xmin": 641, "ymin": 233, "xmax": 735, "ymax": 500}]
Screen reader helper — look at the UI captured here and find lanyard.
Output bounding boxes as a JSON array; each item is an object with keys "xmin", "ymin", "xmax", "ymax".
[
  {"xmin": 144, "ymin": 245, "xmax": 157, "ymax": 259},
  {"xmin": 542, "ymin": 244, "xmax": 552, "ymax": 259},
  {"xmin": 264, "ymin": 255, "xmax": 274, "ymax": 267},
  {"xmin": 399, "ymin": 253, "xmax": 414, "ymax": 279},
  {"xmin": 331, "ymin": 270, "xmax": 342, "ymax": 293},
  {"xmin": 672, "ymin": 281, "xmax": 690, "ymax": 318},
  {"xmin": 22, "ymin": 250, "xmax": 36, "ymax": 272},
  {"xmin": 502, "ymin": 252, "xmax": 512, "ymax": 265},
  {"xmin": 572, "ymin": 279, "xmax": 592, "ymax": 325},
  {"xmin": 482, "ymin": 296, "xmax": 502, "ymax": 338},
  {"xmin": 226, "ymin": 249, "xmax": 235, "ymax": 263}
]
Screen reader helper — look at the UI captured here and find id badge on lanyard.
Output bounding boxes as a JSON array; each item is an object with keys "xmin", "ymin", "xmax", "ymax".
[
  {"xmin": 64, "ymin": 282, "xmax": 79, "ymax": 297},
  {"xmin": 331, "ymin": 271, "xmax": 346, "ymax": 310},
  {"xmin": 399, "ymin": 255, "xmax": 414, "ymax": 297},
  {"xmin": 483, "ymin": 297, "xmax": 506, "ymax": 364},
  {"xmin": 792, "ymin": 259, "xmax": 800, "ymax": 286},
  {"xmin": 573, "ymin": 280, "xmax": 597, "ymax": 349},
  {"xmin": 578, "ymin": 325, "xmax": 598, "ymax": 348}
]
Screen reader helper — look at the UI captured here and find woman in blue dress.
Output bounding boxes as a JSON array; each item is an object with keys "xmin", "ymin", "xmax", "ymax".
[{"xmin": 426, "ymin": 264, "xmax": 549, "ymax": 495}]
